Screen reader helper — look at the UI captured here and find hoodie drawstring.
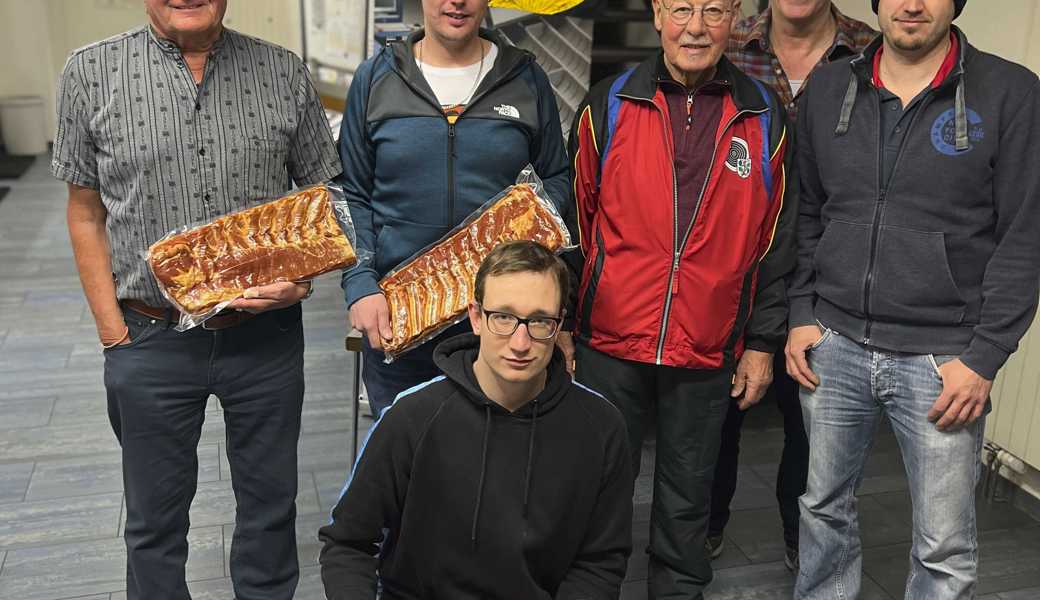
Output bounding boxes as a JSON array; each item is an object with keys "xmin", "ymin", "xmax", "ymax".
[
  {"xmin": 954, "ymin": 77, "xmax": 969, "ymax": 151},
  {"xmin": 834, "ymin": 73, "xmax": 859, "ymax": 137},
  {"xmin": 471, "ymin": 405, "xmax": 491, "ymax": 550},
  {"xmin": 522, "ymin": 399, "xmax": 540, "ymax": 518}
]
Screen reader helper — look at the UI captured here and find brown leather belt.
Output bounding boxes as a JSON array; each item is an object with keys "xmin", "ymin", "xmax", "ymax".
[{"xmin": 123, "ymin": 299, "xmax": 254, "ymax": 331}]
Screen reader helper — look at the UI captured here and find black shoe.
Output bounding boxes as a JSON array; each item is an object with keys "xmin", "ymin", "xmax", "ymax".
[
  {"xmin": 784, "ymin": 545, "xmax": 799, "ymax": 572},
  {"xmin": 705, "ymin": 535, "xmax": 724, "ymax": 560}
]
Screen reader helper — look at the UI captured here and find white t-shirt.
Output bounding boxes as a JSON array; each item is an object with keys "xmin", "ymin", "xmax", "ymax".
[
  {"xmin": 417, "ymin": 43, "xmax": 499, "ymax": 109},
  {"xmin": 789, "ymin": 79, "xmax": 805, "ymax": 96}
]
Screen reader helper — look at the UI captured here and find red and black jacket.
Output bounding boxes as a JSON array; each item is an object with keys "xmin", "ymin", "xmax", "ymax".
[{"xmin": 567, "ymin": 53, "xmax": 796, "ymax": 370}]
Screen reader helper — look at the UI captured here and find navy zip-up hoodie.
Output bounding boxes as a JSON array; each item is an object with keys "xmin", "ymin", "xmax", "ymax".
[
  {"xmin": 788, "ymin": 27, "xmax": 1040, "ymax": 379},
  {"xmin": 318, "ymin": 334, "xmax": 633, "ymax": 599},
  {"xmin": 337, "ymin": 30, "xmax": 571, "ymax": 308}
]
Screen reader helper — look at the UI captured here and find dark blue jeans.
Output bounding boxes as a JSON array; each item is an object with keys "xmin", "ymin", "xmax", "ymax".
[
  {"xmin": 104, "ymin": 303, "xmax": 305, "ymax": 600},
  {"xmin": 360, "ymin": 321, "xmax": 471, "ymax": 418}
]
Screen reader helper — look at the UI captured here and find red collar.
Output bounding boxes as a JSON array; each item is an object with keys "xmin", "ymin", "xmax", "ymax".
[{"xmin": 872, "ymin": 32, "xmax": 959, "ymax": 90}]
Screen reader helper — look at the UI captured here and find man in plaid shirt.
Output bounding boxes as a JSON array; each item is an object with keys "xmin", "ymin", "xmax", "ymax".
[{"xmin": 707, "ymin": 0, "xmax": 877, "ymax": 573}]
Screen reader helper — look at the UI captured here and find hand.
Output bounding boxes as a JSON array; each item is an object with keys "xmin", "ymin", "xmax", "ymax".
[
  {"xmin": 227, "ymin": 281, "xmax": 311, "ymax": 314},
  {"xmin": 786, "ymin": 325, "xmax": 823, "ymax": 391},
  {"xmin": 556, "ymin": 331, "xmax": 576, "ymax": 375},
  {"xmin": 927, "ymin": 358, "xmax": 992, "ymax": 432},
  {"xmin": 732, "ymin": 349, "xmax": 773, "ymax": 410},
  {"xmin": 98, "ymin": 321, "xmax": 131, "ymax": 347},
  {"xmin": 349, "ymin": 293, "xmax": 392, "ymax": 350}
]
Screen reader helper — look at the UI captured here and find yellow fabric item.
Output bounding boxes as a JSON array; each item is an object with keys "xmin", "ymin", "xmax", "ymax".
[{"xmin": 487, "ymin": 0, "xmax": 584, "ymax": 14}]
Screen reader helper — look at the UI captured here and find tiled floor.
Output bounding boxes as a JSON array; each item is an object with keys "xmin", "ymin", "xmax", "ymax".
[{"xmin": 0, "ymin": 155, "xmax": 1038, "ymax": 599}]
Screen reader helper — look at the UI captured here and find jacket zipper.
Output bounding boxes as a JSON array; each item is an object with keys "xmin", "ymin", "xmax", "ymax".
[
  {"xmin": 619, "ymin": 92, "xmax": 765, "ymax": 364},
  {"xmin": 447, "ymin": 121, "xmax": 456, "ymax": 225},
  {"xmin": 393, "ymin": 56, "xmax": 530, "ymax": 226},
  {"xmin": 861, "ymin": 87, "xmax": 933, "ymax": 344}
]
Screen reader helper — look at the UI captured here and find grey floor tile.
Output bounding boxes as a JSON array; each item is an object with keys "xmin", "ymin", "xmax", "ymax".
[
  {"xmin": 722, "ymin": 506, "xmax": 788, "ymax": 563},
  {"xmin": 0, "ymin": 396, "xmax": 55, "ymax": 429},
  {"xmin": 0, "ymin": 463, "xmax": 34, "ymax": 504},
  {"xmin": 314, "ymin": 468, "xmax": 351, "ymax": 514},
  {"xmin": 48, "ymin": 395, "xmax": 114, "ymax": 427},
  {"xmin": 25, "ymin": 444, "xmax": 220, "ymax": 501},
  {"xmin": 706, "ymin": 561, "xmax": 892, "ymax": 599},
  {"xmin": 996, "ymin": 587, "xmax": 1040, "ymax": 599},
  {"xmin": 0, "ymin": 422, "xmax": 120, "ymax": 461},
  {"xmin": 0, "ymin": 493, "xmax": 122, "ymax": 550},
  {"xmin": 295, "ymin": 566, "xmax": 326, "ymax": 600},
  {"xmin": 727, "ymin": 466, "xmax": 777, "ymax": 512},
  {"xmin": 0, "ymin": 526, "xmax": 222, "ymax": 600}
]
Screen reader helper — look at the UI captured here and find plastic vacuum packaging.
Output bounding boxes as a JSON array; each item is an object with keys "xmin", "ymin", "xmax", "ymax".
[
  {"xmin": 379, "ymin": 166, "xmax": 573, "ymax": 362},
  {"xmin": 147, "ymin": 184, "xmax": 360, "ymax": 331}
]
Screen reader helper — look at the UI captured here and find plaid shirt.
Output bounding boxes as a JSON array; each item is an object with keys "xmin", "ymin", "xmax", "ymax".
[{"xmin": 727, "ymin": 5, "xmax": 878, "ymax": 119}]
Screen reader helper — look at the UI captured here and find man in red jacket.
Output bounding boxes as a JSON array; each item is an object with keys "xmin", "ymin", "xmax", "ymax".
[{"xmin": 565, "ymin": 0, "xmax": 797, "ymax": 597}]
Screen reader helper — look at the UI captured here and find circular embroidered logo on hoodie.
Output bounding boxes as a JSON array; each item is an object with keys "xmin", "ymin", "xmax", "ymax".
[{"xmin": 930, "ymin": 108, "xmax": 984, "ymax": 156}]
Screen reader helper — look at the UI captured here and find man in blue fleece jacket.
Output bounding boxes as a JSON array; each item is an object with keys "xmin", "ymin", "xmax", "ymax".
[
  {"xmin": 337, "ymin": 0, "xmax": 570, "ymax": 417},
  {"xmin": 786, "ymin": 0, "xmax": 1040, "ymax": 597},
  {"xmin": 319, "ymin": 241, "xmax": 633, "ymax": 599}
]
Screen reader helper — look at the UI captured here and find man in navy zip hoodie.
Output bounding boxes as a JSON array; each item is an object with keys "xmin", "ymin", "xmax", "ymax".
[
  {"xmin": 319, "ymin": 241, "xmax": 633, "ymax": 599},
  {"xmin": 338, "ymin": 0, "xmax": 570, "ymax": 418},
  {"xmin": 786, "ymin": 0, "xmax": 1040, "ymax": 597}
]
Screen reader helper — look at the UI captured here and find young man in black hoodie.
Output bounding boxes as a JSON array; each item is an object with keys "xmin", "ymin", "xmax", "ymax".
[
  {"xmin": 787, "ymin": 0, "xmax": 1040, "ymax": 597},
  {"xmin": 319, "ymin": 240, "xmax": 633, "ymax": 599}
]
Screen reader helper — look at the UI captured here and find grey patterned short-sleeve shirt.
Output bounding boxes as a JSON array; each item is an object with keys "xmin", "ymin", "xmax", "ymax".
[{"xmin": 52, "ymin": 26, "xmax": 342, "ymax": 305}]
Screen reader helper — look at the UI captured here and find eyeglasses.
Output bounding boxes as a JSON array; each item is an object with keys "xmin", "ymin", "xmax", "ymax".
[
  {"xmin": 659, "ymin": 1, "xmax": 733, "ymax": 27},
  {"xmin": 481, "ymin": 308, "xmax": 562, "ymax": 340}
]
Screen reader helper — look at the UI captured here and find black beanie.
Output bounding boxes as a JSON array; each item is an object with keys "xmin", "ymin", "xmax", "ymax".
[{"xmin": 872, "ymin": 0, "xmax": 966, "ymax": 18}]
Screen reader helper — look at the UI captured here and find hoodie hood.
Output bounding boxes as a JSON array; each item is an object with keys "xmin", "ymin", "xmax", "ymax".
[{"xmin": 433, "ymin": 332, "xmax": 570, "ymax": 417}]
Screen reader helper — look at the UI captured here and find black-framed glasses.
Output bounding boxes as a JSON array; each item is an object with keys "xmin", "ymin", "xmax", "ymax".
[
  {"xmin": 659, "ymin": 1, "xmax": 733, "ymax": 27},
  {"xmin": 481, "ymin": 308, "xmax": 563, "ymax": 340}
]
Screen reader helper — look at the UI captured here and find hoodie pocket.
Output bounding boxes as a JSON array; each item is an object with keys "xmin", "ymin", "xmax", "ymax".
[
  {"xmin": 813, "ymin": 220, "xmax": 872, "ymax": 316},
  {"xmin": 869, "ymin": 226, "xmax": 966, "ymax": 326},
  {"xmin": 375, "ymin": 218, "xmax": 449, "ymax": 276}
]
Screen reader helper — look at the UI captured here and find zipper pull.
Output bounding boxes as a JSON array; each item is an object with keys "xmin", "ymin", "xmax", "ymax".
[
  {"xmin": 448, "ymin": 122, "xmax": 456, "ymax": 157},
  {"xmin": 671, "ymin": 253, "xmax": 681, "ymax": 295},
  {"xmin": 686, "ymin": 94, "xmax": 694, "ymax": 130}
]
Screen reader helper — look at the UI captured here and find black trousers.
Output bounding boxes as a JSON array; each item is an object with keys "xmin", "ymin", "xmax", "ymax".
[
  {"xmin": 104, "ymin": 304, "xmax": 305, "ymax": 600},
  {"xmin": 360, "ymin": 320, "xmax": 470, "ymax": 418},
  {"xmin": 708, "ymin": 348, "xmax": 807, "ymax": 549},
  {"xmin": 575, "ymin": 342, "xmax": 731, "ymax": 600}
]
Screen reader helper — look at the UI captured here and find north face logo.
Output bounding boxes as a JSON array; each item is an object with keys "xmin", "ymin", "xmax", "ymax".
[
  {"xmin": 493, "ymin": 104, "xmax": 520, "ymax": 119},
  {"xmin": 725, "ymin": 137, "xmax": 752, "ymax": 179}
]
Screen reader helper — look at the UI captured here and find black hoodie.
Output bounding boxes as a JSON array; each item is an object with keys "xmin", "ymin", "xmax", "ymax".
[{"xmin": 319, "ymin": 334, "xmax": 633, "ymax": 599}]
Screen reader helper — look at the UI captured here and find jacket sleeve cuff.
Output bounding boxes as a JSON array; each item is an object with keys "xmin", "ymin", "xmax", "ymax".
[
  {"xmin": 744, "ymin": 337, "xmax": 778, "ymax": 354},
  {"xmin": 960, "ymin": 336, "xmax": 1009, "ymax": 381},
  {"xmin": 343, "ymin": 271, "xmax": 382, "ymax": 308},
  {"xmin": 787, "ymin": 297, "xmax": 817, "ymax": 330}
]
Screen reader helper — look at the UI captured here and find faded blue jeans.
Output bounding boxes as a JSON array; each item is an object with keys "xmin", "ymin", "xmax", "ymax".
[{"xmin": 795, "ymin": 326, "xmax": 985, "ymax": 600}]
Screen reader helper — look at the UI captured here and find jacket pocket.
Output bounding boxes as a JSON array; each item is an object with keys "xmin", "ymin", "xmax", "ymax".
[
  {"xmin": 578, "ymin": 226, "xmax": 606, "ymax": 339},
  {"xmin": 870, "ymin": 226, "xmax": 966, "ymax": 325},
  {"xmin": 374, "ymin": 218, "xmax": 449, "ymax": 276},
  {"xmin": 813, "ymin": 220, "xmax": 872, "ymax": 317}
]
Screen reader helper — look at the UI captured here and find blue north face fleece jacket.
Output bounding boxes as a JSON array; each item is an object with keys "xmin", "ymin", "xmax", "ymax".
[{"xmin": 337, "ymin": 29, "xmax": 570, "ymax": 307}]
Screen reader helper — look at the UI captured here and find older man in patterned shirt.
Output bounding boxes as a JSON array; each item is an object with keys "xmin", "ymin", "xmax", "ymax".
[{"xmin": 52, "ymin": 1, "xmax": 340, "ymax": 598}]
